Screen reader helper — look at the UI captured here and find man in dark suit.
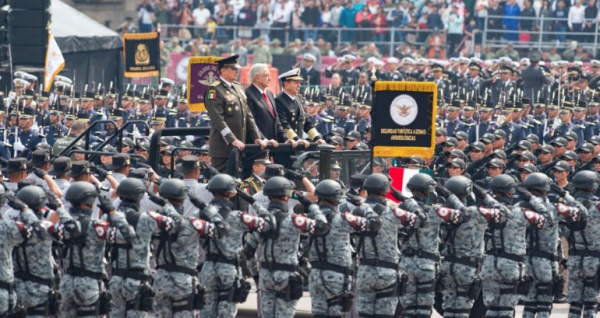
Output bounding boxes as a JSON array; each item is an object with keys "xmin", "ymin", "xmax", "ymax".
[
  {"xmin": 300, "ymin": 53, "xmax": 321, "ymax": 87},
  {"xmin": 246, "ymin": 63, "xmax": 297, "ymax": 147},
  {"xmin": 521, "ymin": 51, "xmax": 549, "ymax": 101},
  {"xmin": 204, "ymin": 55, "xmax": 267, "ymax": 172}
]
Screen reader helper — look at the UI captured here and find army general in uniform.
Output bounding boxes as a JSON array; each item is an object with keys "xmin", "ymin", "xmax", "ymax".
[{"xmin": 204, "ymin": 55, "xmax": 267, "ymax": 172}]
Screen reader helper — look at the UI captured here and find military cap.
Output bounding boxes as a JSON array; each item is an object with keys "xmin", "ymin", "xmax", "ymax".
[
  {"xmin": 553, "ymin": 160, "xmax": 571, "ymax": 172},
  {"xmin": 442, "ymin": 137, "xmax": 458, "ymax": 147},
  {"xmin": 28, "ymin": 150, "xmax": 51, "ymax": 167},
  {"xmin": 520, "ymin": 151, "xmax": 536, "ymax": 162},
  {"xmin": 577, "ymin": 142, "xmax": 595, "ymax": 153},
  {"xmin": 469, "ymin": 142, "xmax": 486, "ymax": 152},
  {"xmin": 160, "ymin": 145, "xmax": 177, "ymax": 155},
  {"xmin": 107, "ymin": 153, "xmax": 131, "ymax": 170},
  {"xmin": 331, "ymin": 161, "xmax": 343, "ymax": 170},
  {"xmin": 468, "ymin": 62, "xmax": 481, "ymax": 71},
  {"xmin": 151, "ymin": 113, "xmax": 168, "ymax": 125},
  {"xmin": 349, "ymin": 173, "xmax": 368, "ymax": 189},
  {"xmin": 159, "ymin": 136, "xmax": 174, "ymax": 146},
  {"xmin": 19, "ymin": 106, "xmax": 36, "ymax": 119},
  {"xmin": 592, "ymin": 59, "xmax": 600, "ymax": 67},
  {"xmin": 104, "ymin": 145, "xmax": 118, "ymax": 154},
  {"xmin": 352, "ymin": 142, "xmax": 370, "ymax": 151},
  {"xmin": 560, "ymin": 150, "xmax": 578, "ymax": 161},
  {"xmin": 448, "ymin": 100, "xmax": 461, "ymax": 110},
  {"xmin": 217, "ymin": 55, "xmax": 241, "ymax": 69},
  {"xmin": 590, "ymin": 136, "xmax": 600, "ymax": 145},
  {"xmin": 464, "ymin": 100, "xmax": 477, "ymax": 111},
  {"xmin": 567, "ymin": 67, "xmax": 581, "ymax": 76},
  {"xmin": 590, "ymin": 95, "xmax": 600, "ymax": 106},
  {"xmin": 249, "ymin": 150, "xmax": 272, "ymax": 164},
  {"xmin": 520, "ymin": 58, "xmax": 531, "ymax": 66},
  {"xmin": 492, "ymin": 149, "xmax": 507, "ymax": 160},
  {"xmin": 406, "ymin": 155, "xmax": 426, "ymax": 167},
  {"xmin": 436, "ymin": 128, "xmax": 447, "ymax": 137},
  {"xmin": 328, "ymin": 135, "xmax": 344, "ymax": 146},
  {"xmin": 330, "ymin": 127, "xmax": 346, "ymax": 137},
  {"xmin": 82, "ymin": 90, "xmax": 95, "ymax": 101},
  {"xmin": 521, "ymin": 98, "xmax": 532, "ymax": 107},
  {"xmin": 22, "ymin": 90, "xmax": 35, "ymax": 98},
  {"xmin": 431, "ymin": 63, "xmax": 444, "ymax": 72},
  {"xmin": 579, "ymin": 75, "xmax": 589, "ymax": 83},
  {"xmin": 493, "ymin": 130, "xmax": 507, "ymax": 140},
  {"xmin": 106, "ymin": 87, "xmax": 118, "ymax": 97},
  {"xmin": 48, "ymin": 157, "xmax": 72, "ymax": 176},
  {"xmin": 13, "ymin": 78, "xmax": 30, "ymax": 89},
  {"xmin": 345, "ymin": 131, "xmax": 361, "ymax": 141},
  {"xmin": 519, "ymin": 163, "xmax": 538, "ymax": 173},
  {"xmin": 500, "ymin": 66, "xmax": 513, "ymax": 74},
  {"xmin": 76, "ymin": 112, "xmax": 91, "ymax": 122},
  {"xmin": 387, "ymin": 57, "xmax": 399, "ymax": 64},
  {"xmin": 527, "ymin": 134, "xmax": 540, "ymax": 144},
  {"xmin": 136, "ymin": 142, "xmax": 150, "ymax": 151},
  {"xmin": 68, "ymin": 161, "xmax": 91, "ymax": 177},
  {"xmin": 448, "ymin": 149, "xmax": 467, "ymax": 161},
  {"xmin": 540, "ymin": 144, "xmax": 555, "ymax": 154},
  {"xmin": 39, "ymin": 91, "xmax": 50, "ymax": 101},
  {"xmin": 454, "ymin": 131, "xmax": 468, "ymax": 141},
  {"xmin": 359, "ymin": 97, "xmax": 372, "ymax": 109},
  {"xmin": 564, "ymin": 131, "xmax": 578, "ymax": 141},
  {"xmin": 480, "ymin": 133, "xmax": 495, "ymax": 144},
  {"xmin": 303, "ymin": 53, "xmax": 317, "ymax": 62},
  {"xmin": 278, "ymin": 68, "xmax": 303, "ymax": 81},
  {"xmin": 517, "ymin": 140, "xmax": 532, "ymax": 150},
  {"xmin": 487, "ymin": 158, "xmax": 506, "ymax": 169},
  {"xmin": 121, "ymin": 137, "xmax": 135, "ymax": 149},
  {"xmin": 160, "ymin": 77, "xmax": 175, "ymax": 87},
  {"xmin": 176, "ymin": 155, "xmax": 201, "ymax": 174},
  {"xmin": 261, "ymin": 164, "xmax": 285, "ymax": 179},
  {"xmin": 156, "ymin": 89, "xmax": 169, "ymax": 98},
  {"xmin": 3, "ymin": 158, "xmax": 28, "ymax": 172},
  {"xmin": 447, "ymin": 158, "xmax": 466, "ymax": 170}
]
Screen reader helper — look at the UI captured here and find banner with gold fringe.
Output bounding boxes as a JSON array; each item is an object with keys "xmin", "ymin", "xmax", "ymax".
[
  {"xmin": 371, "ymin": 81, "xmax": 437, "ymax": 158},
  {"xmin": 187, "ymin": 56, "xmax": 223, "ymax": 112},
  {"xmin": 123, "ymin": 32, "xmax": 160, "ymax": 78}
]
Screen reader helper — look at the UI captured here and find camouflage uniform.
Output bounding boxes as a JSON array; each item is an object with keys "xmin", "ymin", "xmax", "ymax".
[
  {"xmin": 199, "ymin": 198, "xmax": 274, "ymax": 318},
  {"xmin": 480, "ymin": 195, "xmax": 545, "ymax": 318},
  {"xmin": 306, "ymin": 202, "xmax": 377, "ymax": 317},
  {"xmin": 60, "ymin": 206, "xmax": 130, "ymax": 318},
  {"xmin": 153, "ymin": 202, "xmax": 218, "ymax": 318},
  {"xmin": 566, "ymin": 192, "xmax": 600, "ymax": 318},
  {"xmin": 14, "ymin": 206, "xmax": 73, "ymax": 317},
  {"xmin": 354, "ymin": 197, "xmax": 417, "ymax": 318},
  {"xmin": 108, "ymin": 201, "xmax": 174, "ymax": 318},
  {"xmin": 438, "ymin": 195, "xmax": 488, "ymax": 318},
  {"xmin": 399, "ymin": 196, "xmax": 444, "ymax": 318},
  {"xmin": 245, "ymin": 201, "xmax": 327, "ymax": 318},
  {"xmin": 0, "ymin": 209, "xmax": 36, "ymax": 316}
]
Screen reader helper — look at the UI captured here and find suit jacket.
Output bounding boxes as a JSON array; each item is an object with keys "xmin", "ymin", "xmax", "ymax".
[
  {"xmin": 246, "ymin": 84, "xmax": 287, "ymax": 142},
  {"xmin": 521, "ymin": 65, "xmax": 549, "ymax": 101},
  {"xmin": 300, "ymin": 67, "xmax": 321, "ymax": 86},
  {"xmin": 204, "ymin": 79, "xmax": 262, "ymax": 158}
]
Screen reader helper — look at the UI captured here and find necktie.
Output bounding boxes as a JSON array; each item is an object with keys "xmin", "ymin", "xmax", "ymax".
[{"xmin": 262, "ymin": 92, "xmax": 275, "ymax": 117}]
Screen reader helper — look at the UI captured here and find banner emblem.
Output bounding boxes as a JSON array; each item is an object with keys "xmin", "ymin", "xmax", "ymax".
[
  {"xmin": 135, "ymin": 44, "xmax": 150, "ymax": 65},
  {"xmin": 390, "ymin": 94, "xmax": 418, "ymax": 126}
]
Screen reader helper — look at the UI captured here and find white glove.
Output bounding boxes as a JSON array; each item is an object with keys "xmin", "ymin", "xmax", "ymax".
[
  {"xmin": 552, "ymin": 118, "xmax": 562, "ymax": 130},
  {"xmin": 13, "ymin": 139, "xmax": 25, "ymax": 154}
]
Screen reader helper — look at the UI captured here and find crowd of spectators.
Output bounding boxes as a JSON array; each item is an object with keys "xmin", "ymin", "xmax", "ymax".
[{"xmin": 118, "ymin": 0, "xmax": 600, "ymax": 59}]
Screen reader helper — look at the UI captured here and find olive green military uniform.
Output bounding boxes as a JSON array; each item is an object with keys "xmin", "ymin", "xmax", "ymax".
[{"xmin": 252, "ymin": 44, "xmax": 273, "ymax": 64}]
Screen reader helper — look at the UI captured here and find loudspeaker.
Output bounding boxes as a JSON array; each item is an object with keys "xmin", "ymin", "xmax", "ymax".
[
  {"xmin": 9, "ymin": 27, "xmax": 47, "ymax": 46},
  {"xmin": 8, "ymin": 9, "xmax": 50, "ymax": 28},
  {"xmin": 11, "ymin": 46, "xmax": 46, "ymax": 67},
  {"xmin": 8, "ymin": 0, "xmax": 50, "ymax": 10}
]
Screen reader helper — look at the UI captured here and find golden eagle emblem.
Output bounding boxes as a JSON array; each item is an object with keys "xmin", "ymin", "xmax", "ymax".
[
  {"xmin": 199, "ymin": 71, "xmax": 218, "ymax": 86},
  {"xmin": 395, "ymin": 104, "xmax": 412, "ymax": 117},
  {"xmin": 134, "ymin": 44, "xmax": 150, "ymax": 66}
]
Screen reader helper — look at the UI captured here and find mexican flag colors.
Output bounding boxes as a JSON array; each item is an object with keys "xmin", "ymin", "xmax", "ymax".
[{"xmin": 387, "ymin": 167, "xmax": 434, "ymax": 202}]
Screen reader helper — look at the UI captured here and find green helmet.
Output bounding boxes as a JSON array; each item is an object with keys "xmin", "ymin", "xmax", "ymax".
[
  {"xmin": 17, "ymin": 185, "xmax": 47, "ymax": 210},
  {"xmin": 489, "ymin": 174, "xmax": 518, "ymax": 194},
  {"xmin": 407, "ymin": 173, "xmax": 437, "ymax": 192},
  {"xmin": 207, "ymin": 174, "xmax": 238, "ymax": 194},
  {"xmin": 117, "ymin": 178, "xmax": 147, "ymax": 202},
  {"xmin": 572, "ymin": 171, "xmax": 600, "ymax": 191},
  {"xmin": 263, "ymin": 176, "xmax": 295, "ymax": 197},
  {"xmin": 65, "ymin": 182, "xmax": 98, "ymax": 205},
  {"xmin": 362, "ymin": 173, "xmax": 391, "ymax": 193},
  {"xmin": 315, "ymin": 179, "xmax": 344, "ymax": 201},
  {"xmin": 159, "ymin": 179, "xmax": 189, "ymax": 200},
  {"xmin": 522, "ymin": 172, "xmax": 551, "ymax": 192}
]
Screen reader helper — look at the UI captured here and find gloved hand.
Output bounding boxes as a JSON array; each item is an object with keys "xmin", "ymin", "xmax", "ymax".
[
  {"xmin": 472, "ymin": 184, "xmax": 488, "ymax": 200},
  {"xmin": 7, "ymin": 194, "xmax": 27, "ymax": 211},
  {"xmin": 285, "ymin": 169, "xmax": 305, "ymax": 181},
  {"xmin": 516, "ymin": 187, "xmax": 532, "ymax": 201},
  {"xmin": 390, "ymin": 186, "xmax": 407, "ymax": 202},
  {"xmin": 32, "ymin": 167, "xmax": 48, "ymax": 179},
  {"xmin": 97, "ymin": 195, "xmax": 115, "ymax": 214},
  {"xmin": 236, "ymin": 188, "xmax": 256, "ymax": 204},
  {"xmin": 435, "ymin": 184, "xmax": 452, "ymax": 199},
  {"xmin": 154, "ymin": 177, "xmax": 164, "ymax": 186},
  {"xmin": 188, "ymin": 193, "xmax": 207, "ymax": 210},
  {"xmin": 292, "ymin": 191, "xmax": 315, "ymax": 207},
  {"xmin": 147, "ymin": 191, "xmax": 167, "ymax": 207},
  {"xmin": 93, "ymin": 165, "xmax": 109, "ymax": 179},
  {"xmin": 346, "ymin": 193, "xmax": 364, "ymax": 206},
  {"xmin": 46, "ymin": 192, "xmax": 62, "ymax": 210},
  {"xmin": 62, "ymin": 219, "xmax": 81, "ymax": 237},
  {"xmin": 552, "ymin": 117, "xmax": 562, "ymax": 130},
  {"xmin": 253, "ymin": 276, "xmax": 259, "ymax": 286},
  {"xmin": 551, "ymin": 183, "xmax": 567, "ymax": 198}
]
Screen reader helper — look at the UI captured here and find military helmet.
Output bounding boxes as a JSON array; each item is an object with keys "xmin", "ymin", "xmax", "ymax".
[
  {"xmin": 263, "ymin": 176, "xmax": 295, "ymax": 197},
  {"xmin": 159, "ymin": 179, "xmax": 189, "ymax": 200},
  {"xmin": 315, "ymin": 179, "xmax": 345, "ymax": 201},
  {"xmin": 444, "ymin": 176, "xmax": 472, "ymax": 196},
  {"xmin": 523, "ymin": 172, "xmax": 551, "ymax": 192},
  {"xmin": 572, "ymin": 170, "xmax": 600, "ymax": 191},
  {"xmin": 65, "ymin": 181, "xmax": 98, "ymax": 205},
  {"xmin": 489, "ymin": 174, "xmax": 518, "ymax": 194},
  {"xmin": 117, "ymin": 178, "xmax": 147, "ymax": 202},
  {"xmin": 406, "ymin": 173, "xmax": 437, "ymax": 193},
  {"xmin": 362, "ymin": 173, "xmax": 391, "ymax": 194},
  {"xmin": 207, "ymin": 174, "xmax": 238, "ymax": 194},
  {"xmin": 16, "ymin": 185, "xmax": 47, "ymax": 210}
]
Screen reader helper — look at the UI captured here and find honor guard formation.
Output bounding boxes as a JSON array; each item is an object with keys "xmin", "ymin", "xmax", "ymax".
[{"xmin": 4, "ymin": 50, "xmax": 600, "ymax": 318}]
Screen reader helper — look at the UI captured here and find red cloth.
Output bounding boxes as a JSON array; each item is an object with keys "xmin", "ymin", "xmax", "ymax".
[{"xmin": 262, "ymin": 92, "xmax": 275, "ymax": 117}]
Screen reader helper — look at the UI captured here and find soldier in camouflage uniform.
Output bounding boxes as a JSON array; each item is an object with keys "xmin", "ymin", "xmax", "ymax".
[
  {"xmin": 245, "ymin": 176, "xmax": 329, "ymax": 318},
  {"xmin": 152, "ymin": 179, "xmax": 221, "ymax": 318},
  {"xmin": 13, "ymin": 186, "xmax": 75, "ymax": 318},
  {"xmin": 0, "ymin": 186, "xmax": 38, "ymax": 317},
  {"xmin": 398, "ymin": 173, "xmax": 445, "ymax": 318},
  {"xmin": 353, "ymin": 174, "xmax": 419, "ymax": 318},
  {"xmin": 566, "ymin": 171, "xmax": 600, "ymax": 318},
  {"xmin": 60, "ymin": 182, "xmax": 133, "ymax": 318},
  {"xmin": 434, "ymin": 177, "xmax": 488, "ymax": 318},
  {"xmin": 199, "ymin": 174, "xmax": 276, "ymax": 318},
  {"xmin": 520, "ymin": 173, "xmax": 584, "ymax": 318},
  {"xmin": 477, "ymin": 175, "xmax": 546, "ymax": 318},
  {"xmin": 108, "ymin": 178, "xmax": 175, "ymax": 318},
  {"xmin": 306, "ymin": 179, "xmax": 381, "ymax": 318}
]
